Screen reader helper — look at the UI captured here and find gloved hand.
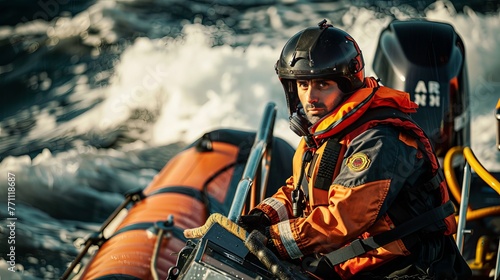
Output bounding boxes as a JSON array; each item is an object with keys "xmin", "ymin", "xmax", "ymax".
[
  {"xmin": 237, "ymin": 210, "xmax": 271, "ymax": 233},
  {"xmin": 244, "ymin": 226, "xmax": 293, "ymax": 280}
]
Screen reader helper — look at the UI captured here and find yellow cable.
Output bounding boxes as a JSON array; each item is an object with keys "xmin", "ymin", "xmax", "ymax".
[
  {"xmin": 444, "ymin": 146, "xmax": 465, "ymax": 204},
  {"xmin": 463, "ymin": 147, "xmax": 500, "ymax": 195},
  {"xmin": 445, "ymin": 146, "xmax": 500, "ymax": 224},
  {"xmin": 464, "ymin": 205, "xmax": 500, "ymax": 221}
]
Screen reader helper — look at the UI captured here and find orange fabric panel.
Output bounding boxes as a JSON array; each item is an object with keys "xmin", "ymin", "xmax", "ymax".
[
  {"xmin": 144, "ymin": 142, "xmax": 238, "ymax": 202},
  {"xmin": 117, "ymin": 193, "xmax": 208, "ymax": 231},
  {"xmin": 313, "ymin": 86, "xmax": 418, "ymax": 139},
  {"xmin": 80, "ymin": 140, "xmax": 240, "ymax": 279},
  {"xmin": 269, "ymin": 179, "xmax": 392, "ymax": 259},
  {"xmin": 398, "ymin": 132, "xmax": 418, "ymax": 149},
  {"xmin": 81, "ymin": 230, "xmax": 185, "ymax": 280}
]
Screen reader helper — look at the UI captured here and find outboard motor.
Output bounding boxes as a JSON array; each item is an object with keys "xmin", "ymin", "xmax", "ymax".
[{"xmin": 373, "ymin": 19, "xmax": 470, "ymax": 157}]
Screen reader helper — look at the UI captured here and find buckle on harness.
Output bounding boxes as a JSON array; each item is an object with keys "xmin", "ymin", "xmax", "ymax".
[{"xmin": 423, "ymin": 170, "xmax": 444, "ymax": 192}]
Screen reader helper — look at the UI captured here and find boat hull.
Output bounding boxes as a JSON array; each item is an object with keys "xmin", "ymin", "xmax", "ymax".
[{"xmin": 78, "ymin": 129, "xmax": 295, "ymax": 279}]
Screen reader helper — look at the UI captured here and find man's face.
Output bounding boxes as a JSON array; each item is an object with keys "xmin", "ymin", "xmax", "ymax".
[{"xmin": 296, "ymin": 79, "xmax": 344, "ymax": 124}]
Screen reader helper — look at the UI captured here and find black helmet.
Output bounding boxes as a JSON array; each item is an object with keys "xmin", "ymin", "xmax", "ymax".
[{"xmin": 275, "ymin": 20, "xmax": 365, "ymax": 117}]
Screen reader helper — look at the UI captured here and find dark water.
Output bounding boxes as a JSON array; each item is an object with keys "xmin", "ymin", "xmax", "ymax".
[{"xmin": 1, "ymin": 0, "xmax": 499, "ymax": 279}]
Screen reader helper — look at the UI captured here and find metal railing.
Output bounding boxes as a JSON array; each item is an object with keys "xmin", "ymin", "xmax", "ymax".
[
  {"xmin": 227, "ymin": 102, "xmax": 276, "ymax": 222},
  {"xmin": 443, "ymin": 146, "xmax": 500, "ymax": 279}
]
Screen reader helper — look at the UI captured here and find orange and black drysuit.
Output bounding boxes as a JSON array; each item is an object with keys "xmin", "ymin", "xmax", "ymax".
[{"xmin": 251, "ymin": 78, "xmax": 470, "ymax": 279}]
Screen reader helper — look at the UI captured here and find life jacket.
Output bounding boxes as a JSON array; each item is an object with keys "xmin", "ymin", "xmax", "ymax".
[{"xmin": 292, "ymin": 79, "xmax": 457, "ymax": 278}]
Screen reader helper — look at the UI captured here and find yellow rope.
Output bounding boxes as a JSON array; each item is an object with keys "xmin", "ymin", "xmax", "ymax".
[{"xmin": 183, "ymin": 213, "xmax": 248, "ymax": 240}]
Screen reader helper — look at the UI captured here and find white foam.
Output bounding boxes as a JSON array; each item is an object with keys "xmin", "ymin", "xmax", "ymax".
[{"xmin": 15, "ymin": 1, "xmax": 500, "ymax": 171}]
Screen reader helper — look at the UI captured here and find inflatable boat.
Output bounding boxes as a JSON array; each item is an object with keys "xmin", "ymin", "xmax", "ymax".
[
  {"xmin": 61, "ymin": 102, "xmax": 295, "ymax": 280},
  {"xmin": 62, "ymin": 19, "xmax": 500, "ymax": 280}
]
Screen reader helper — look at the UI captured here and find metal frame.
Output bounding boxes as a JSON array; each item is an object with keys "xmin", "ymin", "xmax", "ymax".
[
  {"xmin": 448, "ymin": 146, "xmax": 500, "ymax": 279},
  {"xmin": 455, "ymin": 162, "xmax": 471, "ymax": 253},
  {"xmin": 227, "ymin": 102, "xmax": 276, "ymax": 222}
]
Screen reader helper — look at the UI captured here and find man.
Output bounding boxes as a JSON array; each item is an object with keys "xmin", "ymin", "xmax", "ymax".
[{"xmin": 239, "ymin": 20, "xmax": 471, "ymax": 279}]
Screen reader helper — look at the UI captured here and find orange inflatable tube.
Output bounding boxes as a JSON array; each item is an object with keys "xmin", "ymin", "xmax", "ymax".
[{"xmin": 79, "ymin": 131, "xmax": 246, "ymax": 280}]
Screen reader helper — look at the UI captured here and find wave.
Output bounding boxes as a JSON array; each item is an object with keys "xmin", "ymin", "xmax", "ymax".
[{"xmin": 0, "ymin": 1, "xmax": 499, "ymax": 279}]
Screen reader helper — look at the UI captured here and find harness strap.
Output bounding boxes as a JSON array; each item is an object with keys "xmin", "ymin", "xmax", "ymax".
[
  {"xmin": 312, "ymin": 200, "xmax": 454, "ymax": 269},
  {"xmin": 315, "ymin": 139, "xmax": 342, "ymax": 191},
  {"xmin": 308, "ymin": 107, "xmax": 414, "ymax": 192}
]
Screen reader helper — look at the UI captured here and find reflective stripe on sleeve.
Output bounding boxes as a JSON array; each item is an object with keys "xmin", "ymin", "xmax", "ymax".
[
  {"xmin": 261, "ymin": 197, "xmax": 288, "ymax": 221},
  {"xmin": 277, "ymin": 221, "xmax": 303, "ymax": 259}
]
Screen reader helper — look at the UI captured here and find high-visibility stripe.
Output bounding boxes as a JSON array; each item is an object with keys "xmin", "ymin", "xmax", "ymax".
[
  {"xmin": 261, "ymin": 197, "xmax": 288, "ymax": 221},
  {"xmin": 277, "ymin": 221, "xmax": 303, "ymax": 259}
]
